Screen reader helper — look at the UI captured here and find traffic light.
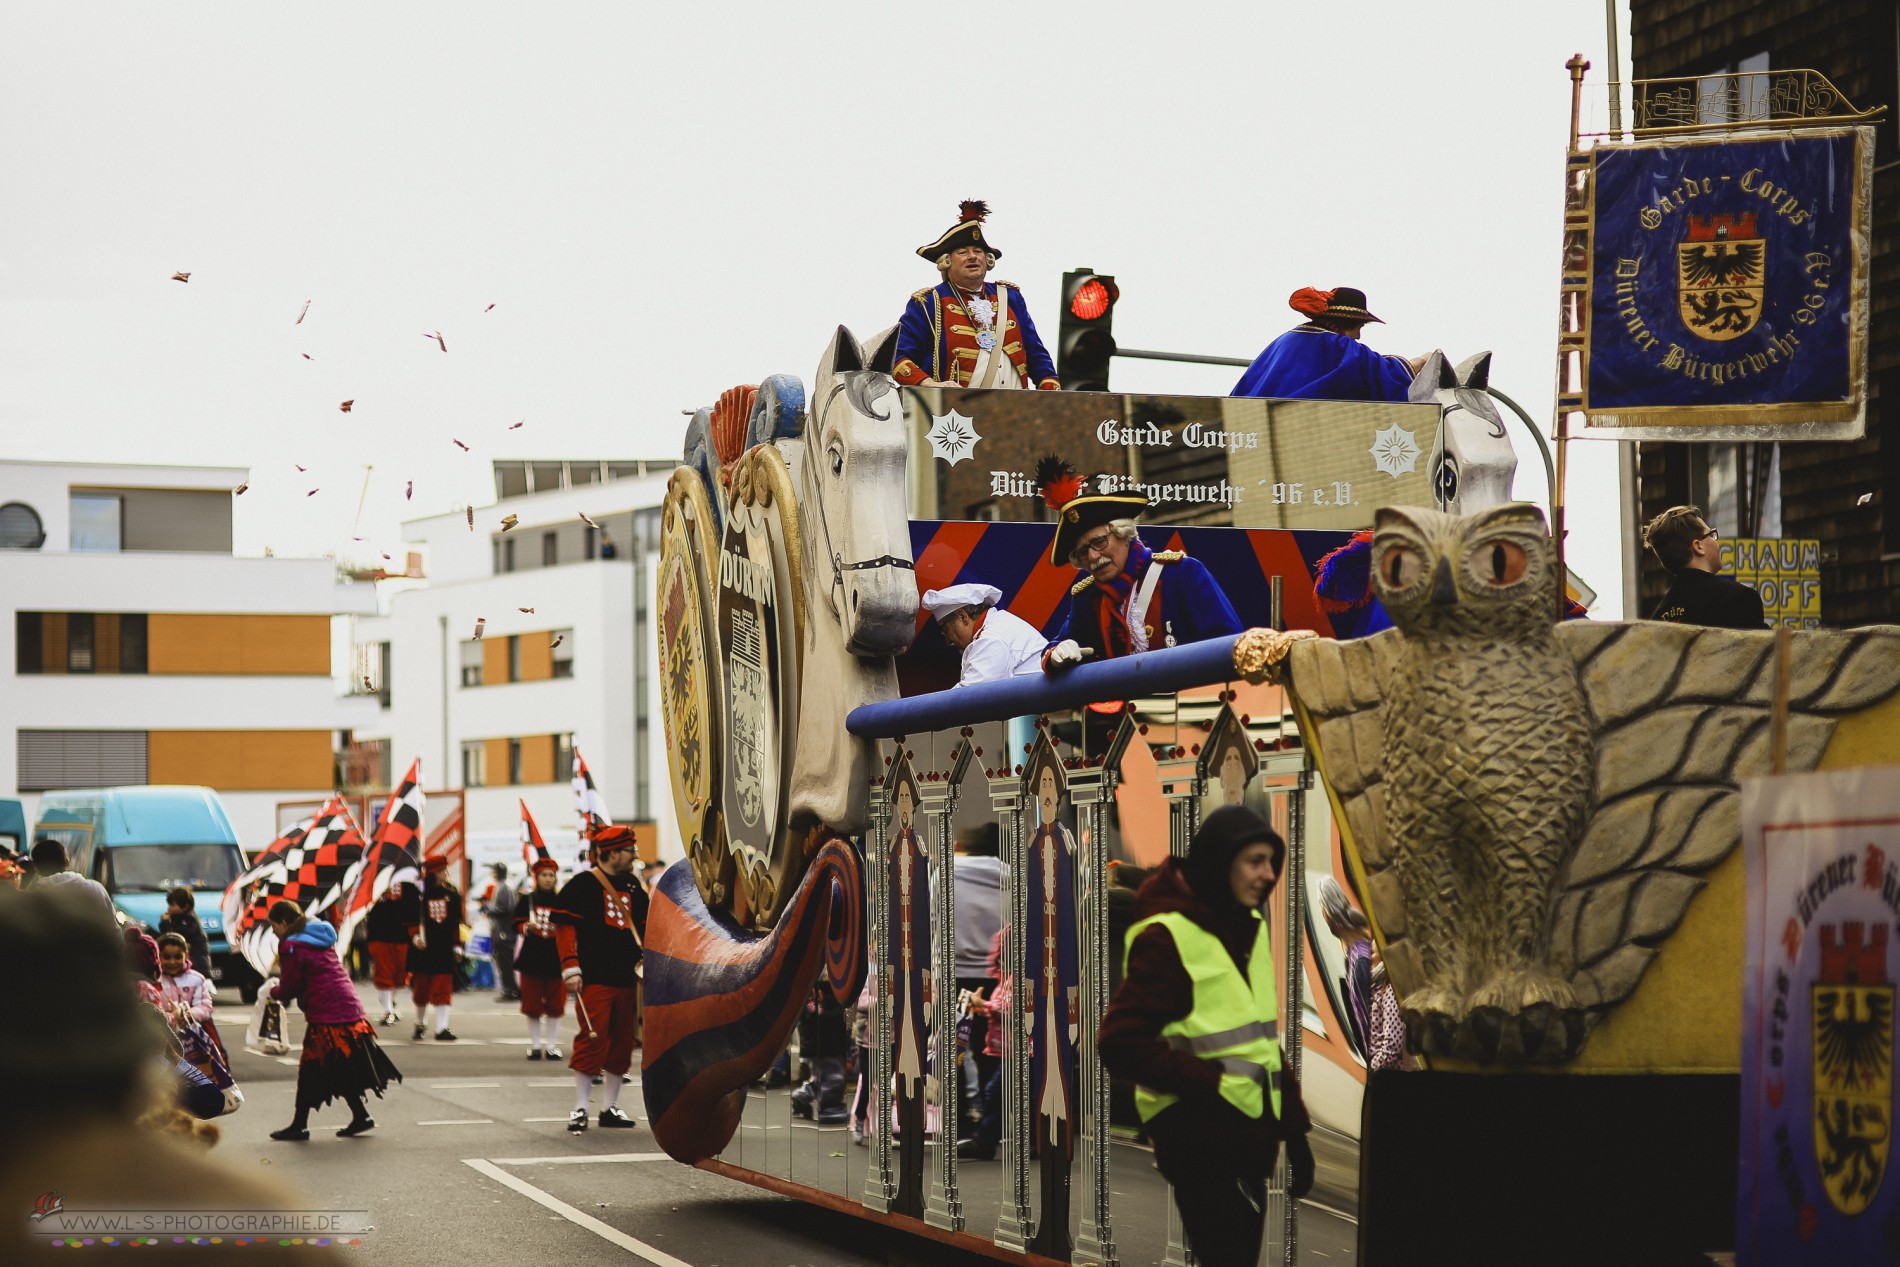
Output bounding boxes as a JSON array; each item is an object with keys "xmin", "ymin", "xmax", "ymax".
[{"xmin": 1058, "ymin": 269, "xmax": 1118, "ymax": 392}]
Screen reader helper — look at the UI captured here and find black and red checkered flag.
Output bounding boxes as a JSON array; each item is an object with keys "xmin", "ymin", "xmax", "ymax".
[
  {"xmin": 221, "ymin": 817, "xmax": 311, "ymax": 945},
  {"xmin": 232, "ymin": 797, "xmax": 369, "ymax": 977},
  {"xmin": 339, "ymin": 757, "xmax": 426, "ymax": 945},
  {"xmin": 520, "ymin": 798, "xmax": 555, "ymax": 872},
  {"xmin": 571, "ymin": 744, "xmax": 611, "ymax": 855}
]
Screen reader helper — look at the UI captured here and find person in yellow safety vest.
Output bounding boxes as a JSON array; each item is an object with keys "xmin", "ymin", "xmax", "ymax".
[{"xmin": 1099, "ymin": 805, "xmax": 1315, "ymax": 1267}]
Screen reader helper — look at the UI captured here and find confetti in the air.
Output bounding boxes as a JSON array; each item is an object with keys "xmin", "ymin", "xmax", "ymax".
[
  {"xmin": 405, "ymin": 480, "xmax": 413, "ymax": 501},
  {"xmin": 1858, "ymin": 492, "xmax": 1875, "ymax": 506},
  {"xmin": 339, "ymin": 400, "xmax": 354, "ymax": 413},
  {"xmin": 508, "ymin": 420, "xmax": 524, "ymax": 430},
  {"xmin": 466, "ymin": 505, "xmax": 474, "ymax": 531},
  {"xmin": 296, "ymin": 300, "xmax": 311, "ymax": 325},
  {"xmin": 452, "ymin": 439, "xmax": 469, "ymax": 452},
  {"xmin": 233, "ymin": 482, "xmax": 249, "ymax": 496},
  {"xmin": 295, "ymin": 464, "xmax": 306, "ymax": 472},
  {"xmin": 362, "ymin": 675, "xmax": 373, "ymax": 692},
  {"xmin": 550, "ymin": 634, "xmax": 564, "ymax": 650},
  {"xmin": 301, "ymin": 353, "xmax": 313, "ymax": 360},
  {"xmin": 483, "ymin": 304, "xmax": 495, "ymax": 313},
  {"xmin": 424, "ymin": 331, "xmax": 447, "ymax": 353},
  {"xmin": 306, "ymin": 488, "xmax": 320, "ymax": 497},
  {"xmin": 579, "ymin": 512, "xmax": 598, "ymax": 529},
  {"xmin": 518, "ymin": 607, "xmax": 535, "ymax": 614},
  {"xmin": 171, "ymin": 272, "xmax": 190, "ymax": 283},
  {"xmin": 473, "ymin": 618, "xmax": 486, "ymax": 640},
  {"xmin": 500, "ymin": 514, "xmax": 519, "ymax": 531}
]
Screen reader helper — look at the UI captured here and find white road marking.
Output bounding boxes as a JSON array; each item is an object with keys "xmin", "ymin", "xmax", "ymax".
[
  {"xmin": 418, "ymin": 1118, "xmax": 496, "ymax": 1126},
  {"xmin": 430, "ymin": 1082, "xmax": 502, "ymax": 1089},
  {"xmin": 1300, "ymin": 1197, "xmax": 1358, "ymax": 1225},
  {"xmin": 520, "ymin": 1117, "xmax": 574, "ymax": 1123},
  {"xmin": 275, "ymin": 1057, "xmax": 299, "ymax": 1066},
  {"xmin": 486, "ymin": 1153, "xmax": 673, "ymax": 1165},
  {"xmin": 463, "ymin": 1158, "xmax": 695, "ymax": 1267}
]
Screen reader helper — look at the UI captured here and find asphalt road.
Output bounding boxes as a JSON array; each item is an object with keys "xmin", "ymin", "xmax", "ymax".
[{"xmin": 212, "ymin": 980, "xmax": 1358, "ymax": 1265}]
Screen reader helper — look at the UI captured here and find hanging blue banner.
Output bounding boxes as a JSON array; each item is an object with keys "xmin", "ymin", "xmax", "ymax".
[{"xmin": 1585, "ymin": 128, "xmax": 1870, "ymax": 430}]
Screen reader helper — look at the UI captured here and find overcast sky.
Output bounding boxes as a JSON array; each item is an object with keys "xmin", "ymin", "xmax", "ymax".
[{"xmin": 1, "ymin": 3, "xmax": 1636, "ymax": 613}]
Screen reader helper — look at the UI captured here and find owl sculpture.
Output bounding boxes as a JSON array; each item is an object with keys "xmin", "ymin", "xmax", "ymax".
[{"xmin": 1279, "ymin": 502, "xmax": 1900, "ymax": 1062}]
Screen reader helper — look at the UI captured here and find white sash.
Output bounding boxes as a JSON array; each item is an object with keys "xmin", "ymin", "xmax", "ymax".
[
  {"xmin": 965, "ymin": 284, "xmax": 1024, "ymax": 389},
  {"xmin": 1126, "ymin": 560, "xmax": 1166, "ymax": 653}
]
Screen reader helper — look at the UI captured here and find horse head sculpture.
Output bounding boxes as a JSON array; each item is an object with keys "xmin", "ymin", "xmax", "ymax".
[
  {"xmin": 1409, "ymin": 350, "xmax": 1518, "ymax": 516},
  {"xmin": 645, "ymin": 326, "xmax": 910, "ymax": 1160},
  {"xmin": 789, "ymin": 325, "xmax": 916, "ymax": 836}
]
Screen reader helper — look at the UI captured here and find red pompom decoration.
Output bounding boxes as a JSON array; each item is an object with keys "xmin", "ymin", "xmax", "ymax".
[
  {"xmin": 1289, "ymin": 287, "xmax": 1335, "ymax": 318},
  {"xmin": 957, "ymin": 199, "xmax": 990, "ymax": 224},
  {"xmin": 1035, "ymin": 454, "xmax": 1084, "ymax": 510}
]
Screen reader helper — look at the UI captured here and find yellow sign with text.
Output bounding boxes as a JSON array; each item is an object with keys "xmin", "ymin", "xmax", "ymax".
[{"xmin": 1722, "ymin": 537, "xmax": 1822, "ymax": 627}]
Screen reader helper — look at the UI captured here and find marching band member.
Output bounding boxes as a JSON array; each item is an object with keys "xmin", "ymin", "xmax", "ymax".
[
  {"xmin": 894, "ymin": 201, "xmax": 1059, "ymax": 391},
  {"xmin": 554, "ymin": 824, "xmax": 649, "ymax": 1133},
  {"xmin": 1037, "ymin": 457, "xmax": 1242, "ymax": 671},
  {"xmin": 514, "ymin": 854, "xmax": 567, "ymax": 1061},
  {"xmin": 1231, "ymin": 286, "xmax": 1424, "ymax": 402},
  {"xmin": 366, "ymin": 880, "xmax": 413, "ymax": 1026},
  {"xmin": 407, "ymin": 856, "xmax": 464, "ymax": 1042},
  {"xmin": 922, "ymin": 582, "xmax": 1047, "ymax": 686}
]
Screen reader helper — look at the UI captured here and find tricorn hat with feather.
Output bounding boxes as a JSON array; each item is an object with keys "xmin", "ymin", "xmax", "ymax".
[
  {"xmin": 917, "ymin": 199, "xmax": 1002, "ymax": 262},
  {"xmin": 1036, "ymin": 454, "xmax": 1149, "ymax": 566}
]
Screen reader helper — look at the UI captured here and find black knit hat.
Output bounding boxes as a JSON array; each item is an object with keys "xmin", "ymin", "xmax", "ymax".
[{"xmin": 1184, "ymin": 805, "xmax": 1285, "ymax": 909}]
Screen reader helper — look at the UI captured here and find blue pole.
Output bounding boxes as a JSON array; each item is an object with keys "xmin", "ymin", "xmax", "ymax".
[{"xmin": 845, "ymin": 634, "xmax": 1249, "ymax": 738}]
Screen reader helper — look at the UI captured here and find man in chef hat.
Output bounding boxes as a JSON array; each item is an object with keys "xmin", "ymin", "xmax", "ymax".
[{"xmin": 922, "ymin": 582, "xmax": 1048, "ymax": 687}]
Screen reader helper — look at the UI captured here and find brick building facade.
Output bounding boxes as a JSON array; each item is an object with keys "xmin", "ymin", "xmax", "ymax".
[{"xmin": 1628, "ymin": 0, "xmax": 1899, "ymax": 624}]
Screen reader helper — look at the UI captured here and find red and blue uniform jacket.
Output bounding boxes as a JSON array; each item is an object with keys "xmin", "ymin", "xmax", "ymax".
[
  {"xmin": 1053, "ymin": 541, "xmax": 1243, "ymax": 660},
  {"xmin": 894, "ymin": 280, "xmax": 1059, "ymax": 389}
]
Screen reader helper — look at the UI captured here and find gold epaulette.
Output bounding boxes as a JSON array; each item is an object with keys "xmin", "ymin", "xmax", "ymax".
[
  {"xmin": 996, "ymin": 280, "xmax": 1020, "ymax": 289},
  {"xmin": 1070, "ymin": 574, "xmax": 1097, "ymax": 595},
  {"xmin": 1152, "ymin": 550, "xmax": 1185, "ymax": 563},
  {"xmin": 912, "ymin": 287, "xmax": 936, "ymax": 303}
]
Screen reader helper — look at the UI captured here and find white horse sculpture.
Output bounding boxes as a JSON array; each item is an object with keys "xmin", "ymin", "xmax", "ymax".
[
  {"xmin": 787, "ymin": 325, "xmax": 916, "ymax": 837},
  {"xmin": 1409, "ymin": 350, "xmax": 1518, "ymax": 516}
]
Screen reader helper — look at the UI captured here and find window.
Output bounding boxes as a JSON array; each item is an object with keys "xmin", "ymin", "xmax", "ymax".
[
  {"xmin": 494, "ymin": 461, "xmax": 530, "ymax": 500},
  {"xmin": 507, "ymin": 737, "xmax": 523, "ymax": 786},
  {"xmin": 120, "ymin": 614, "xmax": 148, "ymax": 675},
  {"xmin": 17, "ymin": 730, "xmax": 149, "ymax": 791},
  {"xmin": 571, "ymin": 462, "xmax": 601, "ymax": 486},
  {"xmin": 67, "ymin": 613, "xmax": 95, "ymax": 673},
  {"xmin": 552, "ymin": 629, "xmax": 575, "ymax": 678},
  {"xmin": 502, "ymin": 537, "xmax": 516, "ymax": 572},
  {"xmin": 460, "ymin": 639, "xmax": 484, "ymax": 688},
  {"xmin": 70, "ymin": 494, "xmax": 122, "ymax": 552},
  {"xmin": 585, "ymin": 525, "xmax": 597, "ymax": 559},
  {"xmin": 554, "ymin": 732, "xmax": 575, "ymax": 783},
  {"xmin": 530, "ymin": 462, "xmax": 564, "ymax": 493},
  {"xmin": 0, "ymin": 502, "xmax": 45, "ymax": 549},
  {"xmin": 16, "ymin": 613, "xmax": 41, "ymax": 675},
  {"xmin": 542, "ymin": 532, "xmax": 558, "ymax": 567},
  {"xmin": 507, "ymin": 635, "xmax": 522, "ymax": 683},
  {"xmin": 461, "ymin": 740, "xmax": 486, "ymax": 788}
]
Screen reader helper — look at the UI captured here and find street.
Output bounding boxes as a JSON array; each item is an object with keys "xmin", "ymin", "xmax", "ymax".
[{"xmin": 216, "ymin": 980, "xmax": 1358, "ymax": 1265}]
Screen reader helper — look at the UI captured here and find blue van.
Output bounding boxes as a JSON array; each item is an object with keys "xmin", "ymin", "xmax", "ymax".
[
  {"xmin": 0, "ymin": 799, "xmax": 25, "ymax": 856},
  {"xmin": 33, "ymin": 786, "xmax": 249, "ymax": 993}
]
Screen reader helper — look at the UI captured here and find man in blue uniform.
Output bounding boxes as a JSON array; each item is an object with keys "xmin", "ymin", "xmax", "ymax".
[
  {"xmin": 1232, "ymin": 286, "xmax": 1424, "ymax": 402},
  {"xmin": 1036, "ymin": 457, "xmax": 1242, "ymax": 670},
  {"xmin": 894, "ymin": 201, "xmax": 1059, "ymax": 391}
]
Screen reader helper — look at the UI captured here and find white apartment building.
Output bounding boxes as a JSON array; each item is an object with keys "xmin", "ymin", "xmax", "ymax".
[
  {"xmin": 346, "ymin": 459, "xmax": 682, "ymax": 868},
  {"xmin": 0, "ymin": 460, "xmax": 379, "ymax": 848}
]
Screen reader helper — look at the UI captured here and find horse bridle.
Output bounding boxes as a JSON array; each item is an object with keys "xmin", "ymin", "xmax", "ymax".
[{"xmin": 812, "ymin": 380, "xmax": 916, "ymax": 588}]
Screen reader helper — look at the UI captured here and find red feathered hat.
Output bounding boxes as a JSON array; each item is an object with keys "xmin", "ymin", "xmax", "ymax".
[
  {"xmin": 589, "ymin": 823, "xmax": 639, "ymax": 857},
  {"xmin": 1036, "ymin": 454, "xmax": 1149, "ymax": 567},
  {"xmin": 422, "ymin": 855, "xmax": 450, "ymax": 874},
  {"xmin": 917, "ymin": 199, "xmax": 1002, "ymax": 263}
]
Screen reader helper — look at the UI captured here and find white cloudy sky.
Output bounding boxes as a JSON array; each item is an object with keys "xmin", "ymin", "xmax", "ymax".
[{"xmin": 1, "ymin": 2, "xmax": 1635, "ymax": 613}]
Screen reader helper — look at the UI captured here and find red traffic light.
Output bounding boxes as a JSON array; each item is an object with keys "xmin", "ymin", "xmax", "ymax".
[{"xmin": 1068, "ymin": 277, "xmax": 1117, "ymax": 321}]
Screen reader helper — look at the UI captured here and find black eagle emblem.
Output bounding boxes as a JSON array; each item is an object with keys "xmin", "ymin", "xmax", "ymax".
[{"xmin": 1680, "ymin": 240, "xmax": 1764, "ymax": 289}]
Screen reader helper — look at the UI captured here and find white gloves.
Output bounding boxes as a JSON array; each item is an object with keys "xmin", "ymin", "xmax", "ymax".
[{"xmin": 1046, "ymin": 639, "xmax": 1084, "ymax": 670}]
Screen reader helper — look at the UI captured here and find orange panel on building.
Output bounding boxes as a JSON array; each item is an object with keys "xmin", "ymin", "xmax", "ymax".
[
  {"xmin": 517, "ymin": 632, "xmax": 554, "ymax": 681},
  {"xmin": 41, "ymin": 613, "xmax": 67, "ymax": 674},
  {"xmin": 482, "ymin": 637, "xmax": 511, "ymax": 685},
  {"xmin": 148, "ymin": 614, "xmax": 330, "ymax": 675},
  {"xmin": 519, "ymin": 734, "xmax": 556, "ymax": 784},
  {"xmin": 148, "ymin": 730, "xmax": 333, "ymax": 790},
  {"xmin": 484, "ymin": 738, "xmax": 511, "ymax": 785}
]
